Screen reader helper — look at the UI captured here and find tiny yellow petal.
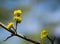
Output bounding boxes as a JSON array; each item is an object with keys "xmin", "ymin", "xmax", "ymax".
[
  {"xmin": 14, "ymin": 10, "xmax": 22, "ymax": 16},
  {"xmin": 7, "ymin": 22, "xmax": 14, "ymax": 29},
  {"xmin": 13, "ymin": 16, "xmax": 22, "ymax": 23},
  {"xmin": 40, "ymin": 30, "xmax": 48, "ymax": 39}
]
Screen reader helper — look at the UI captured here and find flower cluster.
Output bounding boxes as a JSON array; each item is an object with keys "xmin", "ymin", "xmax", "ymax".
[
  {"xmin": 7, "ymin": 22, "xmax": 14, "ymax": 29},
  {"xmin": 40, "ymin": 29, "xmax": 56, "ymax": 44},
  {"xmin": 40, "ymin": 30, "xmax": 48, "ymax": 39},
  {"xmin": 14, "ymin": 10, "xmax": 22, "ymax": 16},
  {"xmin": 13, "ymin": 10, "xmax": 22, "ymax": 23},
  {"xmin": 7, "ymin": 10, "xmax": 22, "ymax": 30}
]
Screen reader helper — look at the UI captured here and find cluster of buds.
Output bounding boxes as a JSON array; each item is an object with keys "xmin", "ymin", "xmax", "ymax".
[
  {"xmin": 4, "ymin": 10, "xmax": 22, "ymax": 41},
  {"xmin": 7, "ymin": 22, "xmax": 14, "ymax": 30},
  {"xmin": 6, "ymin": 10, "xmax": 22, "ymax": 30},
  {"xmin": 40, "ymin": 30, "xmax": 48, "ymax": 39},
  {"xmin": 40, "ymin": 29, "xmax": 56, "ymax": 44},
  {"xmin": 13, "ymin": 10, "xmax": 22, "ymax": 23}
]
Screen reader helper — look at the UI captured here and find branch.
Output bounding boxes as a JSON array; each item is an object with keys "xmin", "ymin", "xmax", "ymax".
[{"xmin": 0, "ymin": 22, "xmax": 42, "ymax": 44}]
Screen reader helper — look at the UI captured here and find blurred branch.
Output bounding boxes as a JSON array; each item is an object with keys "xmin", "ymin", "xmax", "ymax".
[{"xmin": 0, "ymin": 22, "xmax": 42, "ymax": 44}]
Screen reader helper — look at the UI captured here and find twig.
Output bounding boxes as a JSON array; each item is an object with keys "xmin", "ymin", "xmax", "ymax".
[
  {"xmin": 0, "ymin": 22, "xmax": 42, "ymax": 44},
  {"xmin": 4, "ymin": 34, "xmax": 14, "ymax": 41}
]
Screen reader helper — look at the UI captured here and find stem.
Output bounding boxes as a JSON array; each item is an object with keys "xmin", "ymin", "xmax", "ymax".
[
  {"xmin": 47, "ymin": 36, "xmax": 52, "ymax": 42},
  {"xmin": 15, "ymin": 21, "xmax": 18, "ymax": 33},
  {"xmin": 47, "ymin": 36, "xmax": 55, "ymax": 44},
  {"xmin": 51, "ymin": 41, "xmax": 54, "ymax": 44},
  {"xmin": 16, "ymin": 22, "xmax": 17, "ymax": 31}
]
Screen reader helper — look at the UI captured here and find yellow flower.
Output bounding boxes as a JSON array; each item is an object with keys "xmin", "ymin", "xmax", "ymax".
[
  {"xmin": 7, "ymin": 22, "xmax": 14, "ymax": 29},
  {"xmin": 40, "ymin": 30, "xmax": 48, "ymax": 39},
  {"xmin": 14, "ymin": 10, "xmax": 22, "ymax": 16},
  {"xmin": 13, "ymin": 16, "xmax": 22, "ymax": 23}
]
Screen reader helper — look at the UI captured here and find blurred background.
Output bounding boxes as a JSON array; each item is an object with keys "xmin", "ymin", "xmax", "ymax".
[{"xmin": 0, "ymin": 0, "xmax": 60, "ymax": 44}]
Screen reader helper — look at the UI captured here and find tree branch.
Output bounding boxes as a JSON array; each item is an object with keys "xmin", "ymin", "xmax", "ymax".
[{"xmin": 0, "ymin": 22, "xmax": 42, "ymax": 44}]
